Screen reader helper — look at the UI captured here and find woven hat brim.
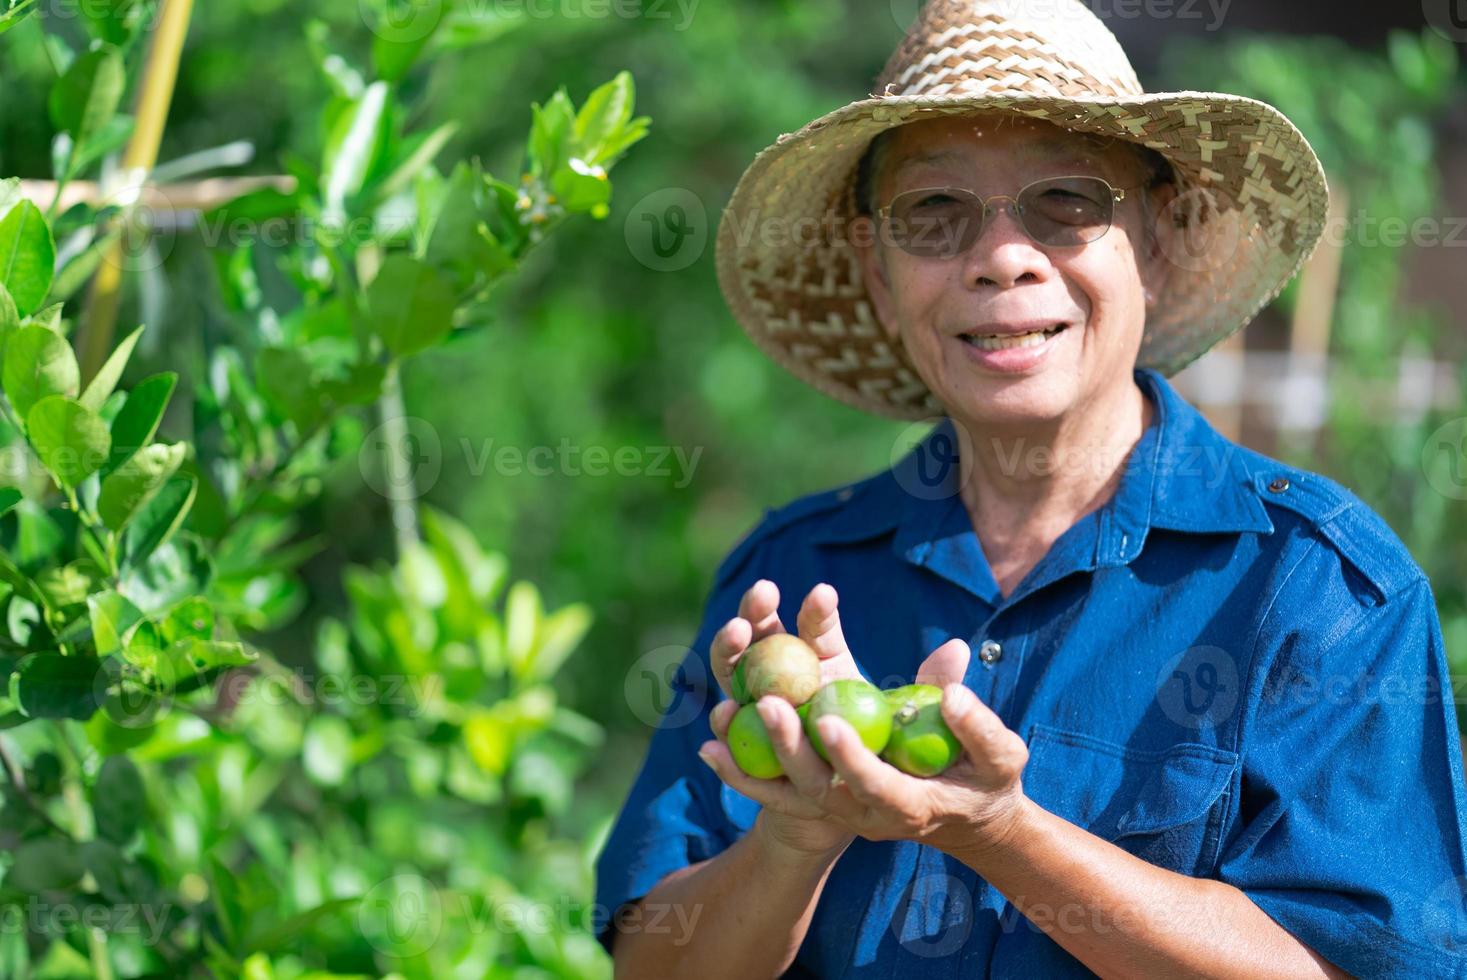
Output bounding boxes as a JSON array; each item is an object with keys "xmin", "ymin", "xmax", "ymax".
[{"xmin": 715, "ymin": 90, "xmax": 1330, "ymax": 421}]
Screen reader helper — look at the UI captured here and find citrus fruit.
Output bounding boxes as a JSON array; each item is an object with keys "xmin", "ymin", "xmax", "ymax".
[
  {"xmin": 882, "ymin": 683, "xmax": 963, "ymax": 777},
  {"xmin": 802, "ymin": 679, "xmax": 892, "ymax": 762},
  {"xmin": 727, "ymin": 702, "xmax": 783, "ymax": 779},
  {"xmin": 730, "ymin": 633, "xmax": 821, "ymax": 706}
]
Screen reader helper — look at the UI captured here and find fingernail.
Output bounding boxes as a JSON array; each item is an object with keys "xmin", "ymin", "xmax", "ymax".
[
  {"xmin": 819, "ymin": 718, "xmax": 842, "ymax": 746},
  {"xmin": 697, "ymin": 749, "xmax": 715, "ymax": 767}
]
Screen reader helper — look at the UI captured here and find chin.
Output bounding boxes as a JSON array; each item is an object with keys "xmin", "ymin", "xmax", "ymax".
[{"xmin": 944, "ymin": 369, "xmax": 1081, "ymax": 428}]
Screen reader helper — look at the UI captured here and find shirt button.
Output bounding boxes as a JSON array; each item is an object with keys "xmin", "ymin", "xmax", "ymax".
[
  {"xmin": 978, "ymin": 640, "xmax": 1003, "ymax": 665},
  {"xmin": 1267, "ymin": 476, "xmax": 1290, "ymax": 493}
]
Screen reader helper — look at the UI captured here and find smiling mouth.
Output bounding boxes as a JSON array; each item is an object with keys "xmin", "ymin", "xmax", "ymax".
[{"xmin": 958, "ymin": 323, "xmax": 1069, "ymax": 351}]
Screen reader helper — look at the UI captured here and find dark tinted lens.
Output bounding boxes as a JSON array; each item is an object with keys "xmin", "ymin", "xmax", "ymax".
[
  {"xmin": 1018, "ymin": 176, "xmax": 1114, "ymax": 245},
  {"xmin": 885, "ymin": 189, "xmax": 983, "ymax": 258}
]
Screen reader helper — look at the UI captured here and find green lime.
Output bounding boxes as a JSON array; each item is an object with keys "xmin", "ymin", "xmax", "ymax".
[
  {"xmin": 882, "ymin": 683, "xmax": 962, "ymax": 777},
  {"xmin": 727, "ymin": 703, "xmax": 783, "ymax": 779},
  {"xmin": 731, "ymin": 634, "xmax": 821, "ymax": 706},
  {"xmin": 803, "ymin": 679, "xmax": 892, "ymax": 762}
]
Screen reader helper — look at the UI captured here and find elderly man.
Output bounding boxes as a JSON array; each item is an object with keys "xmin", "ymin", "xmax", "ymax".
[{"xmin": 596, "ymin": 2, "xmax": 1467, "ymax": 977}]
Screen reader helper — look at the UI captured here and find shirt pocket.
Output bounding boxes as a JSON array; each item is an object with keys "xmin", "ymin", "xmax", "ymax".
[{"xmin": 1021, "ymin": 723, "xmax": 1238, "ymax": 877}]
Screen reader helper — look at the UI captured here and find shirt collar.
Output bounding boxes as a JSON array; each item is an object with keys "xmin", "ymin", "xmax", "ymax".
[{"xmin": 813, "ymin": 368, "xmax": 1274, "ymax": 583}]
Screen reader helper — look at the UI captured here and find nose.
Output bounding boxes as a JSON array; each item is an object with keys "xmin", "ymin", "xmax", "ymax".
[{"xmin": 962, "ymin": 198, "xmax": 1051, "ymax": 289}]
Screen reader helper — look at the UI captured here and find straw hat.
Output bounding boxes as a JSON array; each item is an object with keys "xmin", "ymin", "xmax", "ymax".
[{"xmin": 714, "ymin": 0, "xmax": 1329, "ymax": 420}]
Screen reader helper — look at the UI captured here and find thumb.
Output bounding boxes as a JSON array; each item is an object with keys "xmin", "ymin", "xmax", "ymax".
[
  {"xmin": 941, "ymin": 684, "xmax": 1028, "ymax": 786},
  {"xmin": 916, "ymin": 638, "xmax": 970, "ymax": 687}
]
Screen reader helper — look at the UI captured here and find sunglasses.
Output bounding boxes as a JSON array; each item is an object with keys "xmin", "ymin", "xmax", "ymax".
[{"xmin": 873, "ymin": 175, "xmax": 1138, "ymax": 258}]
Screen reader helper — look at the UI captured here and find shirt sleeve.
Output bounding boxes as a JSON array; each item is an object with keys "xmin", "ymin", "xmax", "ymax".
[
  {"xmin": 591, "ymin": 525, "xmax": 766, "ymax": 956},
  {"xmin": 1217, "ymin": 576, "xmax": 1467, "ymax": 978}
]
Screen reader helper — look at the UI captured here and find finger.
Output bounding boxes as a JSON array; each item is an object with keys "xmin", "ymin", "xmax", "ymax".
[
  {"xmin": 696, "ymin": 738, "xmax": 825, "ymax": 820},
  {"xmin": 940, "ymin": 684, "xmax": 1029, "ymax": 787},
  {"xmin": 755, "ymin": 697, "xmax": 862, "ymax": 819},
  {"xmin": 796, "ymin": 583, "xmax": 853, "ymax": 663},
  {"xmin": 709, "ymin": 698, "xmax": 738, "ymax": 741},
  {"xmin": 916, "ymin": 637, "xmax": 971, "ymax": 688},
  {"xmin": 738, "ymin": 579, "xmax": 786, "ymax": 640},
  {"xmin": 709, "ymin": 616, "xmax": 753, "ymax": 698},
  {"xmin": 816, "ymin": 715, "xmax": 907, "ymax": 808}
]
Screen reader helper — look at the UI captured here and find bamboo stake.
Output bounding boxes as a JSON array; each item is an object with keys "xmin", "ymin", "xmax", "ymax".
[
  {"xmin": 20, "ymin": 176, "xmax": 293, "ymax": 215},
  {"xmin": 76, "ymin": 0, "xmax": 196, "ymax": 384}
]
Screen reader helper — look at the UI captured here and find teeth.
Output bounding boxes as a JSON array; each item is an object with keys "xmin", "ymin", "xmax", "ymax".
[{"xmin": 961, "ymin": 326, "xmax": 1063, "ymax": 351}]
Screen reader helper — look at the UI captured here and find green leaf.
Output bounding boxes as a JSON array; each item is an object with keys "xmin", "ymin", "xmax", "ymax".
[
  {"xmin": 71, "ymin": 113, "xmax": 134, "ymax": 175},
  {"xmin": 162, "ymin": 596, "xmax": 213, "ymax": 643},
  {"xmin": 87, "ymin": 590, "xmax": 145, "ymax": 657},
  {"xmin": 79, "ymin": 324, "xmax": 143, "ymax": 411},
  {"xmin": 10, "ymin": 652, "xmax": 102, "ymax": 719},
  {"xmin": 46, "ymin": 223, "xmax": 124, "ymax": 304},
  {"xmin": 244, "ymin": 897, "xmax": 359, "ymax": 957},
  {"xmin": 364, "ymin": 255, "xmax": 455, "ymax": 357},
  {"xmin": 305, "ymin": 19, "xmax": 364, "ymax": 98},
  {"xmin": 372, "ymin": 0, "xmax": 446, "ymax": 81},
  {"xmin": 118, "ymin": 533, "xmax": 211, "ymax": 614},
  {"xmin": 379, "ymin": 120, "xmax": 459, "ymax": 200},
  {"xmin": 170, "ymin": 638, "xmax": 254, "ymax": 671},
  {"xmin": 424, "ymin": 161, "xmax": 513, "ymax": 287},
  {"xmin": 0, "ymin": 549, "xmax": 49, "ymax": 610},
  {"xmin": 0, "ymin": 178, "xmax": 21, "ymax": 216},
  {"xmin": 25, "ymin": 301, "xmax": 62, "ymax": 332},
  {"xmin": 119, "ymin": 474, "xmax": 194, "ymax": 569},
  {"xmin": 92, "ymin": 755, "xmax": 145, "ymax": 844},
  {"xmin": 505, "ymin": 580, "xmax": 541, "ymax": 678},
  {"xmin": 48, "ymin": 47, "xmax": 125, "ymax": 152},
  {"xmin": 6, "ymin": 837, "xmax": 84, "ymax": 892},
  {"xmin": 0, "ymin": 201, "xmax": 56, "ymax": 317},
  {"xmin": 528, "ymin": 89, "xmax": 575, "ymax": 179},
  {"xmin": 3, "ymin": 324, "xmax": 78, "ymax": 417},
  {"xmin": 321, "ymin": 81, "xmax": 390, "ymax": 222},
  {"xmin": 83, "ymin": 708, "xmax": 156, "ymax": 754},
  {"xmin": 0, "ymin": 486, "xmax": 21, "ymax": 518},
  {"xmin": 0, "ymin": 281, "xmax": 18, "ymax": 345},
  {"xmin": 255, "ymin": 347, "xmax": 323, "ymax": 430},
  {"xmin": 529, "ymin": 602, "xmax": 592, "ymax": 681},
  {"xmin": 303, "ymin": 713, "xmax": 353, "ymax": 787},
  {"xmin": 98, "ymin": 441, "xmax": 186, "ymax": 530},
  {"xmin": 573, "ymin": 71, "xmax": 635, "ymax": 163},
  {"xmin": 26, "ymin": 396, "xmax": 111, "ymax": 488},
  {"xmin": 105, "ymin": 371, "xmax": 176, "ymax": 473}
]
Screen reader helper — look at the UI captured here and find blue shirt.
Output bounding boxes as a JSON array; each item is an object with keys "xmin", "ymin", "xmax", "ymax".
[{"xmin": 594, "ymin": 368, "xmax": 1467, "ymax": 978}]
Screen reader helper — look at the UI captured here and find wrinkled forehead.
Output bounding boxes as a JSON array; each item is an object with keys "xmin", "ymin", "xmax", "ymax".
[{"xmin": 883, "ymin": 112, "xmax": 1122, "ymax": 178}]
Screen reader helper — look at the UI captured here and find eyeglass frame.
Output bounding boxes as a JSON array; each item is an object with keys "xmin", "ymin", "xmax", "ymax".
[{"xmin": 871, "ymin": 174, "xmax": 1145, "ymax": 257}]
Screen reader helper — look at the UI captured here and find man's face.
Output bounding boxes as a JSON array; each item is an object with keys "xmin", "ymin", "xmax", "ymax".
[{"xmin": 853, "ymin": 113, "xmax": 1176, "ymax": 426}]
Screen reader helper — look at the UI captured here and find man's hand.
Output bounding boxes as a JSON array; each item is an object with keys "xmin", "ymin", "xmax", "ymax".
[
  {"xmin": 702, "ymin": 579, "xmax": 859, "ymax": 859},
  {"xmin": 699, "ymin": 581, "xmax": 1030, "ymax": 860}
]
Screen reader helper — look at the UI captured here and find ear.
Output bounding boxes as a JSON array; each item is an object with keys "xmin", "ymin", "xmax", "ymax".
[
  {"xmin": 1137, "ymin": 181, "xmax": 1179, "ymax": 313},
  {"xmin": 851, "ymin": 215, "xmax": 902, "ymax": 344}
]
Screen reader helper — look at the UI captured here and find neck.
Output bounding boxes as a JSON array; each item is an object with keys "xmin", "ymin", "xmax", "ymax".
[{"xmin": 951, "ymin": 376, "xmax": 1154, "ymax": 595}]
